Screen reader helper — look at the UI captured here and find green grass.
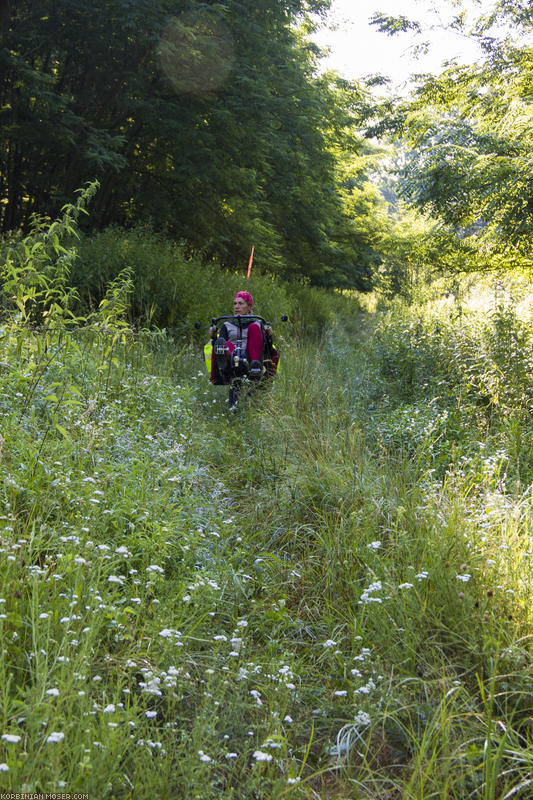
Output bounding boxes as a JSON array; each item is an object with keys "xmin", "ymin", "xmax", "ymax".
[{"xmin": 0, "ymin": 217, "xmax": 532, "ymax": 797}]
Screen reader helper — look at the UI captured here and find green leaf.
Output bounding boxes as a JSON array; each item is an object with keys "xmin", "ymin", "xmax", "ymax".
[{"xmin": 55, "ymin": 423, "xmax": 70, "ymax": 439}]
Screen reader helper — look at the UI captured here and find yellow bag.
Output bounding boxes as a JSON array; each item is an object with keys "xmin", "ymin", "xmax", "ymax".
[{"xmin": 203, "ymin": 342, "xmax": 213, "ymax": 375}]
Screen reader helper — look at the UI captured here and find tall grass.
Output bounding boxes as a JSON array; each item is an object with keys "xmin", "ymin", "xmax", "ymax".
[
  {"xmin": 0, "ymin": 199, "xmax": 531, "ymax": 797},
  {"xmin": 207, "ymin": 298, "xmax": 532, "ymax": 798}
]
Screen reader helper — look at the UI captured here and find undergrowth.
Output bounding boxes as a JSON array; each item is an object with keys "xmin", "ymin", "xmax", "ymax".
[{"xmin": 0, "ymin": 192, "xmax": 531, "ymax": 798}]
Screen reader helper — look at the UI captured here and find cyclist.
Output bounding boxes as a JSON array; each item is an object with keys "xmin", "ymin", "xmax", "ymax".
[{"xmin": 210, "ymin": 291, "xmax": 271, "ymax": 379}]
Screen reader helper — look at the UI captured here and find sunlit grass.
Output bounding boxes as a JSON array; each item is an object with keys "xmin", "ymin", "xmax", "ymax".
[{"xmin": 0, "ymin": 268, "xmax": 531, "ymax": 797}]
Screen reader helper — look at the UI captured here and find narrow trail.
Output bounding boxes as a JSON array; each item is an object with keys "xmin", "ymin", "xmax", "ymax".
[{"xmin": 0, "ymin": 311, "xmax": 530, "ymax": 798}]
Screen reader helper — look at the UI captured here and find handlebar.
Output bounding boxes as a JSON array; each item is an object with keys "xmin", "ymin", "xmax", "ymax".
[
  {"xmin": 211, "ymin": 314, "xmax": 265, "ymax": 326},
  {"xmin": 210, "ymin": 314, "xmax": 288, "ymax": 326},
  {"xmin": 195, "ymin": 314, "xmax": 288, "ymax": 330}
]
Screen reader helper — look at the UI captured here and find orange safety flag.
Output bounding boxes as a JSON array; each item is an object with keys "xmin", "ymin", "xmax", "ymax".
[{"xmin": 247, "ymin": 246, "xmax": 254, "ymax": 280}]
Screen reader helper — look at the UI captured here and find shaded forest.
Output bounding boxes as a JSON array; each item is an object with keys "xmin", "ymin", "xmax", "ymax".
[
  {"xmin": 1, "ymin": 0, "xmax": 532, "ymax": 296},
  {"xmin": 0, "ymin": 0, "xmax": 384, "ymax": 289}
]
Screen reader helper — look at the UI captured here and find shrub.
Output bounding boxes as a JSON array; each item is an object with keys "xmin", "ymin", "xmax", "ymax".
[{"xmin": 71, "ymin": 225, "xmax": 363, "ymax": 338}]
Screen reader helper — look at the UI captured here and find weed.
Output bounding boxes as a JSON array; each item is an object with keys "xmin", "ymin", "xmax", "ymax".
[{"xmin": 0, "ymin": 207, "xmax": 531, "ymax": 797}]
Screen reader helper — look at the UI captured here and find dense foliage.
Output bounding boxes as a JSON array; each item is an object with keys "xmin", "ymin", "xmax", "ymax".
[
  {"xmin": 1, "ymin": 2, "xmax": 532, "ymax": 793},
  {"xmin": 0, "ymin": 209, "xmax": 531, "ymax": 797},
  {"xmin": 0, "ymin": 0, "xmax": 385, "ymax": 288}
]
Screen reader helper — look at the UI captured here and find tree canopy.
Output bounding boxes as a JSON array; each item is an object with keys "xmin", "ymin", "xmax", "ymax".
[
  {"xmin": 382, "ymin": 0, "xmax": 533, "ymax": 273},
  {"xmin": 0, "ymin": 0, "xmax": 385, "ymax": 289},
  {"xmin": 3, "ymin": 0, "xmax": 531, "ymax": 291}
]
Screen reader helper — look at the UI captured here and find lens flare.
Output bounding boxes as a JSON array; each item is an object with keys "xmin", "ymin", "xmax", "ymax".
[{"xmin": 158, "ymin": 10, "xmax": 235, "ymax": 95}]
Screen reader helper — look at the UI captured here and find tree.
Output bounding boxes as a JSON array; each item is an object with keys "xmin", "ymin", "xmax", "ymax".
[
  {"xmin": 378, "ymin": 0, "xmax": 533, "ymax": 272},
  {"xmin": 0, "ymin": 0, "xmax": 383, "ymax": 289}
]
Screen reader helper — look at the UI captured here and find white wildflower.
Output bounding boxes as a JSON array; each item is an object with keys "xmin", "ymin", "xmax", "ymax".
[
  {"xmin": 250, "ymin": 689, "xmax": 262, "ymax": 706},
  {"xmin": 46, "ymin": 731, "xmax": 65, "ymax": 743},
  {"xmin": 253, "ymin": 750, "xmax": 273, "ymax": 762}
]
